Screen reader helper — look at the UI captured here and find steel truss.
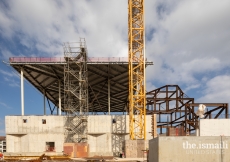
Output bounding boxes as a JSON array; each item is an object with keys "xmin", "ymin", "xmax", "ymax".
[
  {"xmin": 128, "ymin": 0, "xmax": 146, "ymax": 140},
  {"xmin": 63, "ymin": 39, "xmax": 88, "ymax": 143},
  {"xmin": 146, "ymin": 85, "xmax": 229, "ymax": 134}
]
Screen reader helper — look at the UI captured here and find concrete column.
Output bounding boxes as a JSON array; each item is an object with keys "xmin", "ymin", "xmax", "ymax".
[
  {"xmin": 21, "ymin": 69, "xmax": 24, "ymax": 116},
  {"xmin": 108, "ymin": 79, "xmax": 110, "ymax": 115},
  {"xmin": 43, "ymin": 89, "xmax": 46, "ymax": 115},
  {"xmin": 196, "ymin": 129, "xmax": 200, "ymax": 136},
  {"xmin": 58, "ymin": 80, "xmax": 61, "ymax": 115}
]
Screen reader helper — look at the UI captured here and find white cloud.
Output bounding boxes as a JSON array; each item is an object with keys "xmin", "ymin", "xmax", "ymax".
[
  {"xmin": 0, "ymin": 0, "xmax": 128, "ymax": 57},
  {"xmin": 0, "ymin": 101, "xmax": 11, "ymax": 109},
  {"xmin": 145, "ymin": 0, "xmax": 230, "ymax": 89},
  {"xmin": 0, "ymin": 69, "xmax": 17, "ymax": 78},
  {"xmin": 146, "ymin": 81, "xmax": 157, "ymax": 92},
  {"xmin": 0, "ymin": 6, "xmax": 13, "ymax": 39},
  {"xmin": 197, "ymin": 75, "xmax": 230, "ymax": 103},
  {"xmin": 0, "ymin": 68, "xmax": 20, "ymax": 87},
  {"xmin": 184, "ymin": 84, "xmax": 201, "ymax": 93},
  {"xmin": 0, "ymin": 0, "xmax": 229, "ymax": 97},
  {"xmin": 0, "ymin": 49, "xmax": 15, "ymax": 60},
  {"xmin": 3, "ymin": 76, "xmax": 20, "ymax": 87}
]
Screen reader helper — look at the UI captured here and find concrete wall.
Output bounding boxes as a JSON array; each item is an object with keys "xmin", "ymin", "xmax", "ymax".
[
  {"xmin": 200, "ymin": 119, "xmax": 230, "ymax": 136},
  {"xmin": 149, "ymin": 136, "xmax": 230, "ymax": 162},
  {"xmin": 124, "ymin": 140, "xmax": 148, "ymax": 158},
  {"xmin": 5, "ymin": 116, "xmax": 64, "ymax": 153},
  {"xmin": 5, "ymin": 115, "xmax": 152, "ymax": 156},
  {"xmin": 87, "ymin": 115, "xmax": 152, "ymax": 156}
]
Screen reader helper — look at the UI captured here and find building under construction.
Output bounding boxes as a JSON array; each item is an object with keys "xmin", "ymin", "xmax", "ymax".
[
  {"xmin": 5, "ymin": 39, "xmax": 230, "ymax": 161},
  {"xmin": 3, "ymin": 0, "xmax": 230, "ymax": 161},
  {"xmin": 6, "ymin": 39, "xmax": 154, "ymax": 158}
]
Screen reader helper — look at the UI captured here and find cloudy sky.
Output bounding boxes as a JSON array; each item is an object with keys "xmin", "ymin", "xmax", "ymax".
[{"xmin": 0, "ymin": 0, "xmax": 230, "ymax": 135}]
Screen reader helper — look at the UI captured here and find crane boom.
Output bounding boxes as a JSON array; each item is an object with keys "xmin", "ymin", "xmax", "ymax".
[{"xmin": 128, "ymin": 0, "xmax": 146, "ymax": 140}]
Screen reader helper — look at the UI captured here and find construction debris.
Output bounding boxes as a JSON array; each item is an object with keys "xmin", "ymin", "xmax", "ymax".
[{"xmin": 3, "ymin": 153, "xmax": 71, "ymax": 161}]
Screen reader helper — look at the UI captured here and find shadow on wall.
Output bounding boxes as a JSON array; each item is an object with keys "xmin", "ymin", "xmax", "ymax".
[
  {"xmin": 64, "ymin": 116, "xmax": 87, "ymax": 143},
  {"xmin": 112, "ymin": 115, "xmax": 127, "ymax": 157}
]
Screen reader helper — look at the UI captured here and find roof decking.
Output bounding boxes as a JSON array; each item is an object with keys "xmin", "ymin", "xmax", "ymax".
[{"xmin": 10, "ymin": 57, "xmax": 153, "ymax": 113}]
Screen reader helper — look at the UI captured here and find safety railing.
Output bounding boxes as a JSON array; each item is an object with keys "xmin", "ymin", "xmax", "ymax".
[
  {"xmin": 9, "ymin": 57, "xmax": 129, "ymax": 63},
  {"xmin": 87, "ymin": 57, "xmax": 128, "ymax": 62},
  {"xmin": 9, "ymin": 57, "xmax": 66, "ymax": 63}
]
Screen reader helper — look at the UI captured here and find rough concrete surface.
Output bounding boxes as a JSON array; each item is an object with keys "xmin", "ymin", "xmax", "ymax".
[
  {"xmin": 200, "ymin": 119, "xmax": 230, "ymax": 136},
  {"xmin": 5, "ymin": 115, "xmax": 152, "ymax": 157},
  {"xmin": 5, "ymin": 116, "xmax": 64, "ymax": 153},
  {"xmin": 149, "ymin": 136, "xmax": 230, "ymax": 162}
]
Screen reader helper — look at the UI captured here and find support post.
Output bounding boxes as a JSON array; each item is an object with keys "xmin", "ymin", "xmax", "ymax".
[
  {"xmin": 185, "ymin": 105, "xmax": 187, "ymax": 133},
  {"xmin": 44, "ymin": 89, "xmax": 46, "ymax": 115},
  {"xmin": 226, "ymin": 104, "xmax": 228, "ymax": 118},
  {"xmin": 21, "ymin": 69, "xmax": 24, "ymax": 116},
  {"xmin": 108, "ymin": 79, "xmax": 110, "ymax": 115},
  {"xmin": 79, "ymin": 71, "xmax": 82, "ymax": 115},
  {"xmin": 59, "ymin": 80, "xmax": 61, "ymax": 115}
]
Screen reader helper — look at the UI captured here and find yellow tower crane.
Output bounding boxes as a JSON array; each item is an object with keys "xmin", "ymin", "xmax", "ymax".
[{"xmin": 128, "ymin": 0, "xmax": 146, "ymax": 140}]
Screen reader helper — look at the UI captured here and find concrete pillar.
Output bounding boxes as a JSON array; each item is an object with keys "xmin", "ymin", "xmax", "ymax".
[
  {"xmin": 21, "ymin": 69, "xmax": 24, "ymax": 116},
  {"xmin": 108, "ymin": 79, "xmax": 110, "ymax": 115},
  {"xmin": 196, "ymin": 129, "xmax": 200, "ymax": 136},
  {"xmin": 58, "ymin": 80, "xmax": 61, "ymax": 115},
  {"xmin": 43, "ymin": 89, "xmax": 46, "ymax": 115}
]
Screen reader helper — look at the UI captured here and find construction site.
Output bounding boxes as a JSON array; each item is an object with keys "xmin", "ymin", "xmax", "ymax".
[{"xmin": 2, "ymin": 1, "xmax": 230, "ymax": 162}]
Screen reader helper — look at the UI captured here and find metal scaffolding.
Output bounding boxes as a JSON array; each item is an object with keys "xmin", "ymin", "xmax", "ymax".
[
  {"xmin": 128, "ymin": 0, "xmax": 146, "ymax": 140},
  {"xmin": 112, "ymin": 115, "xmax": 127, "ymax": 156},
  {"xmin": 63, "ymin": 39, "xmax": 88, "ymax": 143}
]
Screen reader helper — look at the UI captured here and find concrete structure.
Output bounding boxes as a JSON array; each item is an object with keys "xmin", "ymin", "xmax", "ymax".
[
  {"xmin": 0, "ymin": 136, "xmax": 6, "ymax": 152},
  {"xmin": 124, "ymin": 140, "xmax": 148, "ymax": 158},
  {"xmin": 5, "ymin": 116, "xmax": 64, "ymax": 154},
  {"xmin": 7, "ymin": 56, "xmax": 154, "ymax": 157},
  {"xmin": 149, "ymin": 136, "xmax": 230, "ymax": 162},
  {"xmin": 200, "ymin": 119, "xmax": 230, "ymax": 136},
  {"xmin": 5, "ymin": 115, "xmax": 152, "ymax": 156},
  {"xmin": 88, "ymin": 115, "xmax": 152, "ymax": 156}
]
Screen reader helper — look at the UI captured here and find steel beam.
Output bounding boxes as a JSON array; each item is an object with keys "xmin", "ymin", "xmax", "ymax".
[{"xmin": 43, "ymin": 89, "xmax": 46, "ymax": 115}]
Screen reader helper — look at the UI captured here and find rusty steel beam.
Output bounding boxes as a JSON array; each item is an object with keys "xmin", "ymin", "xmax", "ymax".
[
  {"xmin": 147, "ymin": 85, "xmax": 229, "ymax": 135},
  {"xmin": 186, "ymin": 103, "xmax": 228, "ymax": 107}
]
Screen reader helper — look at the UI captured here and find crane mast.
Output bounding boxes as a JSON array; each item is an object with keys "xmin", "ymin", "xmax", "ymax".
[{"xmin": 128, "ymin": 0, "xmax": 146, "ymax": 140}]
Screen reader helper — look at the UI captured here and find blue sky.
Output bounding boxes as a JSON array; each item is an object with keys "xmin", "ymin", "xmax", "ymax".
[{"xmin": 0, "ymin": 0, "xmax": 230, "ymax": 135}]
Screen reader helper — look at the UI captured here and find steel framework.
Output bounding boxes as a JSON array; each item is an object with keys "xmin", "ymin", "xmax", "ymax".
[
  {"xmin": 128, "ymin": 0, "xmax": 146, "ymax": 140},
  {"xmin": 146, "ymin": 85, "xmax": 229, "ymax": 134},
  {"xmin": 63, "ymin": 39, "xmax": 88, "ymax": 143},
  {"xmin": 9, "ymin": 57, "xmax": 153, "ymax": 114}
]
